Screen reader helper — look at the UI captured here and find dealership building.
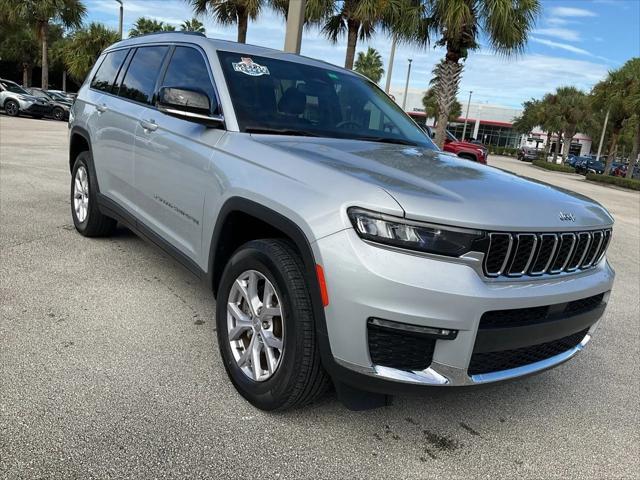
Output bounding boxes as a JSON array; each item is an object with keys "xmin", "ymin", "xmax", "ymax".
[{"xmin": 392, "ymin": 87, "xmax": 593, "ymax": 156}]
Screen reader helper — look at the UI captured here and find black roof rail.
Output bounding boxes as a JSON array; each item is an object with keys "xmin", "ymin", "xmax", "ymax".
[{"xmin": 134, "ymin": 31, "xmax": 206, "ymax": 38}]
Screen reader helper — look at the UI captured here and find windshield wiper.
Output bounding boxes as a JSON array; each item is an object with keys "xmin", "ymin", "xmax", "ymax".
[
  {"xmin": 352, "ymin": 136, "xmax": 418, "ymax": 146},
  {"xmin": 245, "ymin": 127, "xmax": 319, "ymax": 137}
]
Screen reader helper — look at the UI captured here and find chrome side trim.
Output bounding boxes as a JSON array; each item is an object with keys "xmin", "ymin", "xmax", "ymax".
[{"xmin": 471, "ymin": 334, "xmax": 591, "ymax": 384}]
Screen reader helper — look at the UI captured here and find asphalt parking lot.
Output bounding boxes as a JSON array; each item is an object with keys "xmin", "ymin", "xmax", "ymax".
[{"xmin": 1, "ymin": 115, "xmax": 638, "ymax": 479}]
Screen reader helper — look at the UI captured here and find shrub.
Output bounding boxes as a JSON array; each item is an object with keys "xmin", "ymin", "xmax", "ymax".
[
  {"xmin": 586, "ymin": 173, "xmax": 640, "ymax": 191},
  {"xmin": 532, "ymin": 160, "xmax": 576, "ymax": 173}
]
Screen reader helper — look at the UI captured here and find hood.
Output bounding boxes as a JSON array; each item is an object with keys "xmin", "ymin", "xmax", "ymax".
[{"xmin": 252, "ymin": 136, "xmax": 613, "ymax": 232}]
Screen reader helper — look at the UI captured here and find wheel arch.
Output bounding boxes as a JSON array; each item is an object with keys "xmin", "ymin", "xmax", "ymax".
[
  {"xmin": 208, "ymin": 197, "xmax": 329, "ymax": 338},
  {"xmin": 69, "ymin": 126, "xmax": 93, "ymax": 173}
]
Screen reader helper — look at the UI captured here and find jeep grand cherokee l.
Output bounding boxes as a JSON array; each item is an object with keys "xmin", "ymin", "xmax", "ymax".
[{"xmin": 68, "ymin": 33, "xmax": 615, "ymax": 411}]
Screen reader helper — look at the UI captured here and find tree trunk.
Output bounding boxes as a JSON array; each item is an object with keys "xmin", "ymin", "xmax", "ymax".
[
  {"xmin": 562, "ymin": 127, "xmax": 576, "ymax": 160},
  {"xmin": 62, "ymin": 71, "xmax": 67, "ymax": 92},
  {"xmin": 553, "ymin": 131, "xmax": 563, "ymax": 163},
  {"xmin": 625, "ymin": 120, "xmax": 639, "ymax": 179},
  {"xmin": 22, "ymin": 63, "xmax": 30, "ymax": 87},
  {"xmin": 433, "ymin": 58, "xmax": 463, "ymax": 148},
  {"xmin": 544, "ymin": 131, "xmax": 552, "ymax": 160},
  {"xmin": 603, "ymin": 129, "xmax": 619, "ymax": 175},
  {"xmin": 344, "ymin": 20, "xmax": 360, "ymax": 70},
  {"xmin": 40, "ymin": 22, "xmax": 49, "ymax": 89},
  {"xmin": 237, "ymin": 9, "xmax": 248, "ymax": 43}
]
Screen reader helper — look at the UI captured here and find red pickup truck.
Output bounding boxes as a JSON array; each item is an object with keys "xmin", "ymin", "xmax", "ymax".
[{"xmin": 408, "ymin": 114, "xmax": 488, "ymax": 164}]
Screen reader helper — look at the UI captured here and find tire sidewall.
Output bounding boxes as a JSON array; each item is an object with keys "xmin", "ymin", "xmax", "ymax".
[
  {"xmin": 216, "ymin": 242, "xmax": 309, "ymax": 410},
  {"xmin": 5, "ymin": 100, "xmax": 19, "ymax": 116},
  {"xmin": 53, "ymin": 108, "xmax": 64, "ymax": 120},
  {"xmin": 70, "ymin": 152, "xmax": 93, "ymax": 232}
]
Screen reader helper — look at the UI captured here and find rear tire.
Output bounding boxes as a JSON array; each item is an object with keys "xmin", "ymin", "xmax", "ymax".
[
  {"xmin": 70, "ymin": 151, "xmax": 116, "ymax": 237},
  {"xmin": 216, "ymin": 239, "xmax": 329, "ymax": 411},
  {"xmin": 4, "ymin": 100, "xmax": 19, "ymax": 117}
]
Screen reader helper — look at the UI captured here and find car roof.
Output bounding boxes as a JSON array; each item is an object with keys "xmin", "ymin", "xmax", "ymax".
[{"xmin": 104, "ymin": 32, "xmax": 349, "ymax": 74}]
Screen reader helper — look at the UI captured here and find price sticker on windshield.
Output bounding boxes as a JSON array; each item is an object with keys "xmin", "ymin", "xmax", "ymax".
[{"xmin": 232, "ymin": 57, "xmax": 270, "ymax": 77}]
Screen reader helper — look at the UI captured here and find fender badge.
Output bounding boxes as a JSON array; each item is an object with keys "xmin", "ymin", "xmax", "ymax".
[
  {"xmin": 232, "ymin": 57, "xmax": 270, "ymax": 77},
  {"xmin": 559, "ymin": 212, "xmax": 576, "ymax": 222}
]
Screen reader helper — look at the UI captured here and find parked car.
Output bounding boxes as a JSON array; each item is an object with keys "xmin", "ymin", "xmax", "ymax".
[
  {"xmin": 575, "ymin": 158, "xmax": 605, "ymax": 175},
  {"xmin": 517, "ymin": 146, "xmax": 539, "ymax": 162},
  {"xmin": 69, "ymin": 33, "xmax": 614, "ymax": 410},
  {"xmin": 47, "ymin": 89, "xmax": 77, "ymax": 102},
  {"xmin": 25, "ymin": 87, "xmax": 72, "ymax": 121},
  {"xmin": 613, "ymin": 163, "xmax": 640, "ymax": 179},
  {"xmin": 414, "ymin": 121, "xmax": 488, "ymax": 164},
  {"xmin": 0, "ymin": 78, "xmax": 52, "ymax": 118}
]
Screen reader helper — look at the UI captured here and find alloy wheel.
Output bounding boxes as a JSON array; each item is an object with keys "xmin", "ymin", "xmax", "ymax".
[
  {"xmin": 227, "ymin": 270, "xmax": 285, "ymax": 382},
  {"xmin": 5, "ymin": 101, "xmax": 18, "ymax": 116},
  {"xmin": 73, "ymin": 166, "xmax": 89, "ymax": 223}
]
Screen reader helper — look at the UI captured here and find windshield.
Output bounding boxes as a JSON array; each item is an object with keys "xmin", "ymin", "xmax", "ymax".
[
  {"xmin": 29, "ymin": 89, "xmax": 52, "ymax": 99},
  {"xmin": 217, "ymin": 51, "xmax": 437, "ymax": 149},
  {"xmin": 0, "ymin": 81, "xmax": 28, "ymax": 94},
  {"xmin": 48, "ymin": 91, "xmax": 68, "ymax": 101}
]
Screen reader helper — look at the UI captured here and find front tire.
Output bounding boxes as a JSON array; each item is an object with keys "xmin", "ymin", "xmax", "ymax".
[
  {"xmin": 216, "ymin": 239, "xmax": 329, "ymax": 411},
  {"xmin": 70, "ymin": 151, "xmax": 116, "ymax": 237},
  {"xmin": 4, "ymin": 100, "xmax": 19, "ymax": 117},
  {"xmin": 53, "ymin": 107, "xmax": 65, "ymax": 121}
]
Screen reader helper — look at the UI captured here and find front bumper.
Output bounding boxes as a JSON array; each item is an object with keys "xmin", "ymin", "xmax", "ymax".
[{"xmin": 314, "ymin": 228, "xmax": 614, "ymax": 390}]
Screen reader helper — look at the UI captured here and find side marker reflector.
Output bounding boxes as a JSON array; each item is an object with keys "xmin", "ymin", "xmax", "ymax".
[{"xmin": 315, "ymin": 264, "xmax": 329, "ymax": 307}]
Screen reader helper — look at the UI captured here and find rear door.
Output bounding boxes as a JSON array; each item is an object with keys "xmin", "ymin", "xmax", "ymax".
[{"xmin": 133, "ymin": 45, "xmax": 225, "ymax": 263}]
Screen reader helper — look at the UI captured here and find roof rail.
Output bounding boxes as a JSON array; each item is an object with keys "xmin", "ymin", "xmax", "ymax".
[{"xmin": 134, "ymin": 31, "xmax": 206, "ymax": 38}]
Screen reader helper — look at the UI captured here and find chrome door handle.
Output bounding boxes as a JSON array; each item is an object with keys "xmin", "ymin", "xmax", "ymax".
[
  {"xmin": 140, "ymin": 119, "xmax": 158, "ymax": 132},
  {"xmin": 96, "ymin": 103, "xmax": 107, "ymax": 113}
]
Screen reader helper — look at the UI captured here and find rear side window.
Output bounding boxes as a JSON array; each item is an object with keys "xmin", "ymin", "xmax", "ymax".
[
  {"xmin": 119, "ymin": 46, "xmax": 169, "ymax": 104},
  {"xmin": 91, "ymin": 49, "xmax": 128, "ymax": 93},
  {"xmin": 160, "ymin": 46, "xmax": 217, "ymax": 111}
]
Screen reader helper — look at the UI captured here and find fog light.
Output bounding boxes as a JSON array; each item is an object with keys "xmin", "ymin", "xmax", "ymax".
[{"xmin": 368, "ymin": 318, "xmax": 458, "ymax": 339}]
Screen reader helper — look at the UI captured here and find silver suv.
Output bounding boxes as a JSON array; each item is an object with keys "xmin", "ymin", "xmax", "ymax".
[{"xmin": 69, "ymin": 33, "xmax": 615, "ymax": 411}]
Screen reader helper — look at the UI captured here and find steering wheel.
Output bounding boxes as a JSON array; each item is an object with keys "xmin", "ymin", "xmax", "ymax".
[{"xmin": 336, "ymin": 120, "xmax": 362, "ymax": 130}]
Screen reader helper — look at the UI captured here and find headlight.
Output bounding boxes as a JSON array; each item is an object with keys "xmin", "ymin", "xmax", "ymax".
[{"xmin": 348, "ymin": 208, "xmax": 486, "ymax": 257}]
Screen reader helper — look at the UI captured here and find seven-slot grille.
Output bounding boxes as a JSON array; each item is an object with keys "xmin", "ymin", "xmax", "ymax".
[{"xmin": 484, "ymin": 229, "xmax": 611, "ymax": 278}]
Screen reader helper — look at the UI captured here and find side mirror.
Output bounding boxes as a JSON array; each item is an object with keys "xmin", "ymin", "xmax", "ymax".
[{"xmin": 157, "ymin": 87, "xmax": 224, "ymax": 127}]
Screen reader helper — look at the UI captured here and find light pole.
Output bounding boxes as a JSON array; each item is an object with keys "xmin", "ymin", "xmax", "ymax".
[
  {"xmin": 595, "ymin": 108, "xmax": 610, "ymax": 162},
  {"xmin": 384, "ymin": 35, "xmax": 397, "ymax": 94},
  {"xmin": 401, "ymin": 59, "xmax": 412, "ymax": 110},
  {"xmin": 284, "ymin": 0, "xmax": 306, "ymax": 53},
  {"xmin": 115, "ymin": 1, "xmax": 123, "ymax": 39},
  {"xmin": 461, "ymin": 90, "xmax": 473, "ymax": 141}
]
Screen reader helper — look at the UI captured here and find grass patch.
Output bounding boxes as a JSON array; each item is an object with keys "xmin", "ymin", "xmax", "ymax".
[
  {"xmin": 532, "ymin": 160, "xmax": 576, "ymax": 173},
  {"xmin": 586, "ymin": 173, "xmax": 640, "ymax": 191}
]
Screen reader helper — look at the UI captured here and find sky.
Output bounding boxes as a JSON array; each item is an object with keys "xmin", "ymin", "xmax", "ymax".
[{"xmin": 84, "ymin": 0, "xmax": 640, "ymax": 108}]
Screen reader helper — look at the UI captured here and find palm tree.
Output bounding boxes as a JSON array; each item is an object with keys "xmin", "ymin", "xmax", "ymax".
[
  {"xmin": 427, "ymin": 0, "xmax": 541, "ymax": 148},
  {"xmin": 63, "ymin": 23, "xmax": 120, "ymax": 82},
  {"xmin": 181, "ymin": 17, "xmax": 206, "ymax": 33},
  {"xmin": 0, "ymin": 18, "xmax": 40, "ymax": 87},
  {"xmin": 1, "ymin": 0, "xmax": 86, "ymax": 89},
  {"xmin": 591, "ymin": 60, "xmax": 640, "ymax": 175},
  {"xmin": 554, "ymin": 86, "xmax": 588, "ymax": 161},
  {"xmin": 422, "ymin": 87, "xmax": 461, "ymax": 124},
  {"xmin": 186, "ymin": 1, "xmax": 265, "ymax": 44},
  {"xmin": 354, "ymin": 47, "xmax": 384, "ymax": 83},
  {"xmin": 320, "ymin": 0, "xmax": 404, "ymax": 70},
  {"xmin": 129, "ymin": 17, "xmax": 176, "ymax": 37}
]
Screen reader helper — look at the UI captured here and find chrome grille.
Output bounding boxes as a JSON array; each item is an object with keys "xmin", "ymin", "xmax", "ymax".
[{"xmin": 484, "ymin": 229, "xmax": 612, "ymax": 278}]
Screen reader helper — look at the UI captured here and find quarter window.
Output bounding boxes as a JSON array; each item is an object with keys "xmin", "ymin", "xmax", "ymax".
[
  {"xmin": 91, "ymin": 49, "xmax": 128, "ymax": 93},
  {"xmin": 119, "ymin": 46, "xmax": 169, "ymax": 104},
  {"xmin": 160, "ymin": 46, "xmax": 216, "ymax": 111}
]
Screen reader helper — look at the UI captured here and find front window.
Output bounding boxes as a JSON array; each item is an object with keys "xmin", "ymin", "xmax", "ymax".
[
  {"xmin": 0, "ymin": 81, "xmax": 28, "ymax": 94},
  {"xmin": 217, "ymin": 51, "xmax": 436, "ymax": 148}
]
